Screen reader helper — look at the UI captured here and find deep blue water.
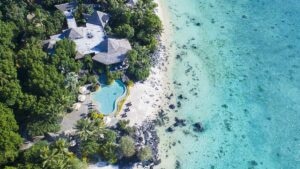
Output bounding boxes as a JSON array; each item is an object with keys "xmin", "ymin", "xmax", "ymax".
[{"xmin": 158, "ymin": 0, "xmax": 300, "ymax": 168}]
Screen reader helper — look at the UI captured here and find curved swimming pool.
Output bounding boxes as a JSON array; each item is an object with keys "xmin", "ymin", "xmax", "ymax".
[{"xmin": 92, "ymin": 80, "xmax": 126, "ymax": 115}]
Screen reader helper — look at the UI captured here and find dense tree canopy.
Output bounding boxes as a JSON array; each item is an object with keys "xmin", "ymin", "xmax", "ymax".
[
  {"xmin": 0, "ymin": 0, "xmax": 159, "ymax": 167},
  {"xmin": 15, "ymin": 42, "xmax": 76, "ymax": 136},
  {"xmin": 0, "ymin": 103, "xmax": 22, "ymax": 166},
  {"xmin": 127, "ymin": 47, "xmax": 151, "ymax": 81},
  {"xmin": 14, "ymin": 140, "xmax": 87, "ymax": 169}
]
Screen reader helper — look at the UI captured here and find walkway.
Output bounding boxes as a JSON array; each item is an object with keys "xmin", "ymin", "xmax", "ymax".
[
  {"xmin": 64, "ymin": 11, "xmax": 77, "ymax": 28},
  {"xmin": 60, "ymin": 95, "xmax": 91, "ymax": 132}
]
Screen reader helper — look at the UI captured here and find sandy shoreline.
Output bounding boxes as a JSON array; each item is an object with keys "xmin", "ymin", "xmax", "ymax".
[
  {"xmin": 88, "ymin": 1, "xmax": 173, "ymax": 168},
  {"xmin": 116, "ymin": 0, "xmax": 173, "ymax": 126}
]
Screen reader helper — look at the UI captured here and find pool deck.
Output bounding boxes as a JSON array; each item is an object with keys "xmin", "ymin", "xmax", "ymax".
[
  {"xmin": 60, "ymin": 85, "xmax": 120, "ymax": 133},
  {"xmin": 60, "ymin": 94, "xmax": 91, "ymax": 132}
]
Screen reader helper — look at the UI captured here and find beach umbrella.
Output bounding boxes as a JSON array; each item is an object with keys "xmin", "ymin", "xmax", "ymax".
[
  {"xmin": 78, "ymin": 95, "xmax": 86, "ymax": 102},
  {"xmin": 79, "ymin": 86, "xmax": 87, "ymax": 94},
  {"xmin": 73, "ymin": 103, "xmax": 81, "ymax": 110}
]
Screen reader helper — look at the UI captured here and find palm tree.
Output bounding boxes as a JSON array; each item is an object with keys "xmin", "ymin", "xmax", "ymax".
[
  {"xmin": 53, "ymin": 139, "xmax": 72, "ymax": 156},
  {"xmin": 40, "ymin": 140, "xmax": 72, "ymax": 169},
  {"xmin": 75, "ymin": 119, "xmax": 96, "ymax": 141},
  {"xmin": 40, "ymin": 146, "xmax": 59, "ymax": 168}
]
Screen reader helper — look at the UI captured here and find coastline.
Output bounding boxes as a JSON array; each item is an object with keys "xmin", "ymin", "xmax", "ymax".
[
  {"xmin": 117, "ymin": 0, "xmax": 173, "ymax": 127},
  {"xmin": 88, "ymin": 1, "xmax": 174, "ymax": 168}
]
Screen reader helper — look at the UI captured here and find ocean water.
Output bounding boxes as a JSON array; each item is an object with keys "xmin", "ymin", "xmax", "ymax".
[{"xmin": 157, "ymin": 0, "xmax": 300, "ymax": 169}]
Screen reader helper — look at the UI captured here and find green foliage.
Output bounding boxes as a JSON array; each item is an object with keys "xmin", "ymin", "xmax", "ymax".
[
  {"xmin": 13, "ymin": 42, "xmax": 76, "ymax": 136},
  {"xmin": 80, "ymin": 138, "xmax": 99, "ymax": 158},
  {"xmin": 117, "ymin": 120, "xmax": 136, "ymax": 136},
  {"xmin": 114, "ymin": 24, "xmax": 135, "ymax": 39},
  {"xmin": 82, "ymin": 55, "xmax": 94, "ymax": 73},
  {"xmin": 107, "ymin": 71, "xmax": 123, "ymax": 85},
  {"xmin": 52, "ymin": 39, "xmax": 81, "ymax": 74},
  {"xmin": 107, "ymin": 72, "xmax": 115, "ymax": 85},
  {"xmin": 75, "ymin": 119, "xmax": 98, "ymax": 141},
  {"xmin": 103, "ymin": 130, "xmax": 117, "ymax": 143},
  {"xmin": 0, "ymin": 0, "xmax": 162, "ymax": 167},
  {"xmin": 87, "ymin": 75, "xmax": 98, "ymax": 84},
  {"xmin": 74, "ymin": 4, "xmax": 94, "ymax": 26},
  {"xmin": 54, "ymin": 39, "xmax": 77, "ymax": 59},
  {"xmin": 97, "ymin": 0, "xmax": 162, "ymax": 81},
  {"xmin": 17, "ymin": 139, "xmax": 86, "ymax": 169},
  {"xmin": 99, "ymin": 143, "xmax": 118, "ymax": 164},
  {"xmin": 0, "ymin": 103, "xmax": 22, "ymax": 166},
  {"xmin": 127, "ymin": 48, "xmax": 151, "ymax": 81},
  {"xmin": 125, "ymin": 80, "xmax": 134, "ymax": 87},
  {"xmin": 0, "ymin": 46, "xmax": 22, "ymax": 106},
  {"xmin": 119, "ymin": 136, "xmax": 135, "ymax": 158},
  {"xmin": 4, "ymin": 166, "xmax": 17, "ymax": 169},
  {"xmin": 0, "ymin": 21, "xmax": 22, "ymax": 106},
  {"xmin": 137, "ymin": 146, "xmax": 152, "ymax": 162},
  {"xmin": 0, "ymin": 20, "xmax": 16, "ymax": 48}
]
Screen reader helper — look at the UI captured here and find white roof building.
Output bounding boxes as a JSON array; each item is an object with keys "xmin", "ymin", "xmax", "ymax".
[{"xmin": 45, "ymin": 3, "xmax": 132, "ymax": 65}]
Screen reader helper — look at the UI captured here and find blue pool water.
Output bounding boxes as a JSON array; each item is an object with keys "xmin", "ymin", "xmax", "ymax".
[
  {"xmin": 157, "ymin": 0, "xmax": 300, "ymax": 168},
  {"xmin": 92, "ymin": 80, "xmax": 126, "ymax": 115}
]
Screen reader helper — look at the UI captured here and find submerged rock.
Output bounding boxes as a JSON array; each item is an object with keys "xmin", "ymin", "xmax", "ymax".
[
  {"xmin": 177, "ymin": 101, "xmax": 182, "ymax": 108},
  {"xmin": 174, "ymin": 117, "xmax": 186, "ymax": 127},
  {"xmin": 175, "ymin": 160, "xmax": 181, "ymax": 169},
  {"xmin": 169, "ymin": 104, "xmax": 176, "ymax": 109},
  {"xmin": 193, "ymin": 122, "xmax": 204, "ymax": 132},
  {"xmin": 166, "ymin": 127, "xmax": 174, "ymax": 132}
]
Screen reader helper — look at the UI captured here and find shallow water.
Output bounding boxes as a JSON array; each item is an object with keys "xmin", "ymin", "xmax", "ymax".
[
  {"xmin": 157, "ymin": 0, "xmax": 300, "ymax": 168},
  {"xmin": 92, "ymin": 80, "xmax": 126, "ymax": 115}
]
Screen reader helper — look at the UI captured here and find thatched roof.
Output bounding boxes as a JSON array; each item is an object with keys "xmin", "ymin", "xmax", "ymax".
[
  {"xmin": 63, "ymin": 28, "xmax": 83, "ymax": 40},
  {"xmin": 84, "ymin": 11, "xmax": 110, "ymax": 27},
  {"xmin": 93, "ymin": 38, "xmax": 132, "ymax": 65}
]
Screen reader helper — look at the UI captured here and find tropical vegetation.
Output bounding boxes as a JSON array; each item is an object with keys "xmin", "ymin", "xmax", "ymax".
[{"xmin": 0, "ymin": 0, "xmax": 160, "ymax": 168}]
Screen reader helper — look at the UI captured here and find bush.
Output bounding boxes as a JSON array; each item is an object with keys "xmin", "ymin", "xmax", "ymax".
[
  {"xmin": 137, "ymin": 146, "xmax": 152, "ymax": 162},
  {"xmin": 79, "ymin": 74, "xmax": 88, "ymax": 85},
  {"xmin": 99, "ymin": 143, "xmax": 118, "ymax": 164},
  {"xmin": 119, "ymin": 136, "xmax": 135, "ymax": 158},
  {"xmin": 125, "ymin": 80, "xmax": 134, "ymax": 88},
  {"xmin": 87, "ymin": 75, "xmax": 97, "ymax": 84},
  {"xmin": 90, "ymin": 111, "xmax": 104, "ymax": 120},
  {"xmin": 107, "ymin": 72, "xmax": 114, "ymax": 85},
  {"xmin": 116, "ymin": 120, "xmax": 136, "ymax": 136},
  {"xmin": 126, "ymin": 48, "xmax": 151, "ymax": 81},
  {"xmin": 114, "ymin": 24, "xmax": 135, "ymax": 39}
]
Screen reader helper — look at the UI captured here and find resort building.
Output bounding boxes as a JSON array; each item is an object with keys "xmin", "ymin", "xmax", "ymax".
[{"xmin": 45, "ymin": 2, "xmax": 132, "ymax": 66}]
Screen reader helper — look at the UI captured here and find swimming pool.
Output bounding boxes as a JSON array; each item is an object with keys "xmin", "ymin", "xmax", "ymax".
[{"xmin": 92, "ymin": 80, "xmax": 126, "ymax": 115}]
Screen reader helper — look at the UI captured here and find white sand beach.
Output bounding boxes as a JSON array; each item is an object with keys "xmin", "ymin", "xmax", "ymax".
[{"xmin": 116, "ymin": 0, "xmax": 173, "ymax": 126}]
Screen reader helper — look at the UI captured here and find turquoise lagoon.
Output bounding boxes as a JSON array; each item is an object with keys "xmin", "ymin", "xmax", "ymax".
[
  {"xmin": 92, "ymin": 80, "xmax": 126, "ymax": 115},
  {"xmin": 158, "ymin": 0, "xmax": 300, "ymax": 169}
]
